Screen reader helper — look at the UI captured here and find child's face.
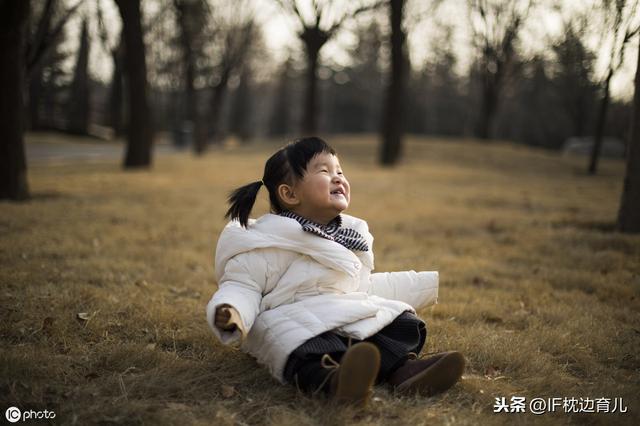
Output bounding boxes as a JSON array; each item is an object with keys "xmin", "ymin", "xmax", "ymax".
[{"xmin": 291, "ymin": 152, "xmax": 350, "ymax": 224}]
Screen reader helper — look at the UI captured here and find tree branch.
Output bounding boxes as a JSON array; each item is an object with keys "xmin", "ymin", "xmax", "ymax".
[
  {"xmin": 276, "ymin": 0, "xmax": 309, "ymax": 29},
  {"xmin": 326, "ymin": 0, "xmax": 385, "ymax": 35},
  {"xmin": 27, "ymin": 0, "xmax": 83, "ymax": 77}
]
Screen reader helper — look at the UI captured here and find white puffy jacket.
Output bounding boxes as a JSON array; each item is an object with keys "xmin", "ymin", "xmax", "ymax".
[{"xmin": 206, "ymin": 213, "xmax": 439, "ymax": 382}]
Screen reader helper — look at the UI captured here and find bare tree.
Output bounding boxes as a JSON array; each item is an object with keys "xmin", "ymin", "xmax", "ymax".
[
  {"xmin": 618, "ymin": 39, "xmax": 640, "ymax": 232},
  {"xmin": 96, "ymin": 0, "xmax": 125, "ymax": 137},
  {"xmin": 67, "ymin": 18, "xmax": 91, "ymax": 135},
  {"xmin": 0, "ymin": 0, "xmax": 30, "ymax": 200},
  {"xmin": 99, "ymin": 0, "xmax": 173, "ymax": 138},
  {"xmin": 269, "ymin": 57, "xmax": 295, "ymax": 137},
  {"xmin": 379, "ymin": 0, "xmax": 407, "ymax": 165},
  {"xmin": 408, "ymin": 22, "xmax": 465, "ymax": 137},
  {"xmin": 174, "ymin": 0, "xmax": 209, "ymax": 150},
  {"xmin": 27, "ymin": 0, "xmax": 81, "ymax": 130},
  {"xmin": 204, "ymin": 0, "xmax": 257, "ymax": 152},
  {"xmin": 468, "ymin": 0, "xmax": 531, "ymax": 140},
  {"xmin": 28, "ymin": 1, "xmax": 56, "ymax": 130},
  {"xmin": 228, "ymin": 65, "xmax": 253, "ymax": 141},
  {"xmin": 588, "ymin": 0, "xmax": 639, "ymax": 174},
  {"xmin": 26, "ymin": 0, "xmax": 82, "ymax": 78},
  {"xmin": 326, "ymin": 21, "xmax": 383, "ymax": 133},
  {"xmin": 552, "ymin": 18, "xmax": 598, "ymax": 138},
  {"xmin": 107, "ymin": 38, "xmax": 125, "ymax": 137},
  {"xmin": 114, "ymin": 0, "xmax": 154, "ymax": 168},
  {"xmin": 276, "ymin": 0, "xmax": 383, "ymax": 135}
]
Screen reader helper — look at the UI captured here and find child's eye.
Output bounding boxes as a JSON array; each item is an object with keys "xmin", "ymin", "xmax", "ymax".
[{"xmin": 320, "ymin": 169, "xmax": 329, "ymax": 173}]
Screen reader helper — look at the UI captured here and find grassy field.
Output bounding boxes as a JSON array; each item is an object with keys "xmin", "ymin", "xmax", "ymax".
[{"xmin": 1, "ymin": 135, "xmax": 638, "ymax": 425}]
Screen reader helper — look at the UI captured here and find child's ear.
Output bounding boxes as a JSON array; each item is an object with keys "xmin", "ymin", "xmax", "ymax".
[{"xmin": 277, "ymin": 183, "xmax": 300, "ymax": 207}]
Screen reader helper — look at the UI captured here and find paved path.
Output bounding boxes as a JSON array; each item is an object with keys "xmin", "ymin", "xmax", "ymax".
[{"xmin": 26, "ymin": 138, "xmax": 183, "ymax": 163}]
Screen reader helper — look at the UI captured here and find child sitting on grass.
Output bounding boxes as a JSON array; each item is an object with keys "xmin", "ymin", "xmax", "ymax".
[{"xmin": 206, "ymin": 137, "xmax": 465, "ymax": 405}]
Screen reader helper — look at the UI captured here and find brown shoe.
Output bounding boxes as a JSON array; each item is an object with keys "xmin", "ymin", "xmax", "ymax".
[
  {"xmin": 389, "ymin": 351, "xmax": 465, "ymax": 396},
  {"xmin": 330, "ymin": 342, "xmax": 381, "ymax": 406}
]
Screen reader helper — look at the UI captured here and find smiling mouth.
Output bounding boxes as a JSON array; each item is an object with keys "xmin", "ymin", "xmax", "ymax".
[{"xmin": 330, "ymin": 189, "xmax": 344, "ymax": 195}]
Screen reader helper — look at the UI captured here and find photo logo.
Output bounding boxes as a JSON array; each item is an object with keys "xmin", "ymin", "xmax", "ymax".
[
  {"xmin": 5, "ymin": 407, "xmax": 21, "ymax": 423},
  {"xmin": 4, "ymin": 407, "xmax": 56, "ymax": 422}
]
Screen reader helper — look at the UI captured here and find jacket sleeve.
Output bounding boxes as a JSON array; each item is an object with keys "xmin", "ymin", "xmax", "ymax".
[
  {"xmin": 367, "ymin": 271, "xmax": 439, "ymax": 311},
  {"xmin": 206, "ymin": 251, "xmax": 266, "ymax": 345}
]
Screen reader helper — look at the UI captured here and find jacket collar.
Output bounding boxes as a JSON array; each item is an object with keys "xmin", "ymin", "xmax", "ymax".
[
  {"xmin": 279, "ymin": 211, "xmax": 370, "ymax": 252},
  {"xmin": 214, "ymin": 214, "xmax": 374, "ymax": 281}
]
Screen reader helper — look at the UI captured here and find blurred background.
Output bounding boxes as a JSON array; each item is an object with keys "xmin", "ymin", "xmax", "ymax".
[
  {"xmin": 13, "ymin": 0, "xmax": 640, "ymax": 143},
  {"xmin": 1, "ymin": 0, "xmax": 639, "ymax": 201}
]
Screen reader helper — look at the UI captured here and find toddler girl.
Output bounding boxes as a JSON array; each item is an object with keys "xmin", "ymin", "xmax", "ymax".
[{"xmin": 206, "ymin": 137, "xmax": 464, "ymax": 404}]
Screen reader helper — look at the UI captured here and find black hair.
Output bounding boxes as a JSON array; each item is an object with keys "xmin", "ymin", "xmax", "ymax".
[{"xmin": 225, "ymin": 137, "xmax": 337, "ymax": 227}]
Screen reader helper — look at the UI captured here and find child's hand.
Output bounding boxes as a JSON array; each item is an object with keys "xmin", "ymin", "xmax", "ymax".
[{"xmin": 215, "ymin": 304, "xmax": 238, "ymax": 331}]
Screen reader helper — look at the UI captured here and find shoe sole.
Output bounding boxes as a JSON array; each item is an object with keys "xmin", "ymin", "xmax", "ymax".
[
  {"xmin": 396, "ymin": 351, "xmax": 465, "ymax": 396},
  {"xmin": 334, "ymin": 342, "xmax": 381, "ymax": 405}
]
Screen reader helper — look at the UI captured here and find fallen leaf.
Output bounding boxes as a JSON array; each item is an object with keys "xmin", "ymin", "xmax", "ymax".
[
  {"xmin": 221, "ymin": 385, "xmax": 235, "ymax": 398},
  {"xmin": 76, "ymin": 311, "xmax": 98, "ymax": 324},
  {"xmin": 77, "ymin": 312, "xmax": 91, "ymax": 321},
  {"xmin": 121, "ymin": 366, "xmax": 138, "ymax": 375},
  {"xmin": 484, "ymin": 366, "xmax": 507, "ymax": 381},
  {"xmin": 472, "ymin": 276, "xmax": 486, "ymax": 286},
  {"xmin": 483, "ymin": 314, "xmax": 504, "ymax": 324},
  {"xmin": 135, "ymin": 280, "xmax": 149, "ymax": 288},
  {"xmin": 42, "ymin": 317, "xmax": 55, "ymax": 335}
]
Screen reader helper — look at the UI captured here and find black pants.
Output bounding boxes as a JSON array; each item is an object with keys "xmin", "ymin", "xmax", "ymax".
[{"xmin": 283, "ymin": 312, "xmax": 427, "ymax": 394}]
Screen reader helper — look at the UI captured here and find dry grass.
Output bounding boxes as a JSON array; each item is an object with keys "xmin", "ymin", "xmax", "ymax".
[{"xmin": 1, "ymin": 134, "xmax": 638, "ymax": 425}]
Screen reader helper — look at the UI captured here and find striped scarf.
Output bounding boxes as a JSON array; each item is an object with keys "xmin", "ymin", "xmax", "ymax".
[{"xmin": 280, "ymin": 211, "xmax": 369, "ymax": 252}]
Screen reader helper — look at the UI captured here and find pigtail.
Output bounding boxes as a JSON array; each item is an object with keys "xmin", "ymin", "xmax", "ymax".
[{"xmin": 224, "ymin": 180, "xmax": 263, "ymax": 228}]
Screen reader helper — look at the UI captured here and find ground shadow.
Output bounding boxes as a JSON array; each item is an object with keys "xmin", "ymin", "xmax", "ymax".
[
  {"xmin": 553, "ymin": 219, "xmax": 618, "ymax": 233},
  {"xmin": 30, "ymin": 191, "xmax": 68, "ymax": 201}
]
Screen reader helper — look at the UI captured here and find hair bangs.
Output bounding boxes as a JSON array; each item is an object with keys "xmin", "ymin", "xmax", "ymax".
[{"xmin": 285, "ymin": 137, "xmax": 336, "ymax": 179}]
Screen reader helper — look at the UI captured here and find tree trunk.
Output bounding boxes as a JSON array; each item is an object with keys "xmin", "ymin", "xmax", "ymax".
[
  {"xmin": 205, "ymin": 73, "xmax": 230, "ymax": 153},
  {"xmin": 299, "ymin": 24, "xmax": 329, "ymax": 136},
  {"xmin": 0, "ymin": 0, "xmax": 30, "ymax": 200},
  {"xmin": 618, "ymin": 41, "xmax": 640, "ymax": 232},
  {"xmin": 27, "ymin": 0, "xmax": 55, "ymax": 131},
  {"xmin": 573, "ymin": 101, "xmax": 585, "ymax": 138},
  {"xmin": 114, "ymin": 0, "xmax": 153, "ymax": 168},
  {"xmin": 269, "ymin": 59, "xmax": 292, "ymax": 136},
  {"xmin": 184, "ymin": 44, "xmax": 197, "ymax": 143},
  {"xmin": 29, "ymin": 63, "xmax": 44, "ymax": 130},
  {"xmin": 588, "ymin": 69, "xmax": 612, "ymax": 175},
  {"xmin": 379, "ymin": 0, "xmax": 406, "ymax": 165},
  {"xmin": 176, "ymin": 0, "xmax": 204, "ymax": 151},
  {"xmin": 229, "ymin": 67, "xmax": 252, "ymax": 141},
  {"xmin": 476, "ymin": 75, "xmax": 499, "ymax": 140},
  {"xmin": 67, "ymin": 19, "xmax": 90, "ymax": 135},
  {"xmin": 109, "ymin": 40, "xmax": 125, "ymax": 137},
  {"xmin": 303, "ymin": 44, "xmax": 320, "ymax": 135}
]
